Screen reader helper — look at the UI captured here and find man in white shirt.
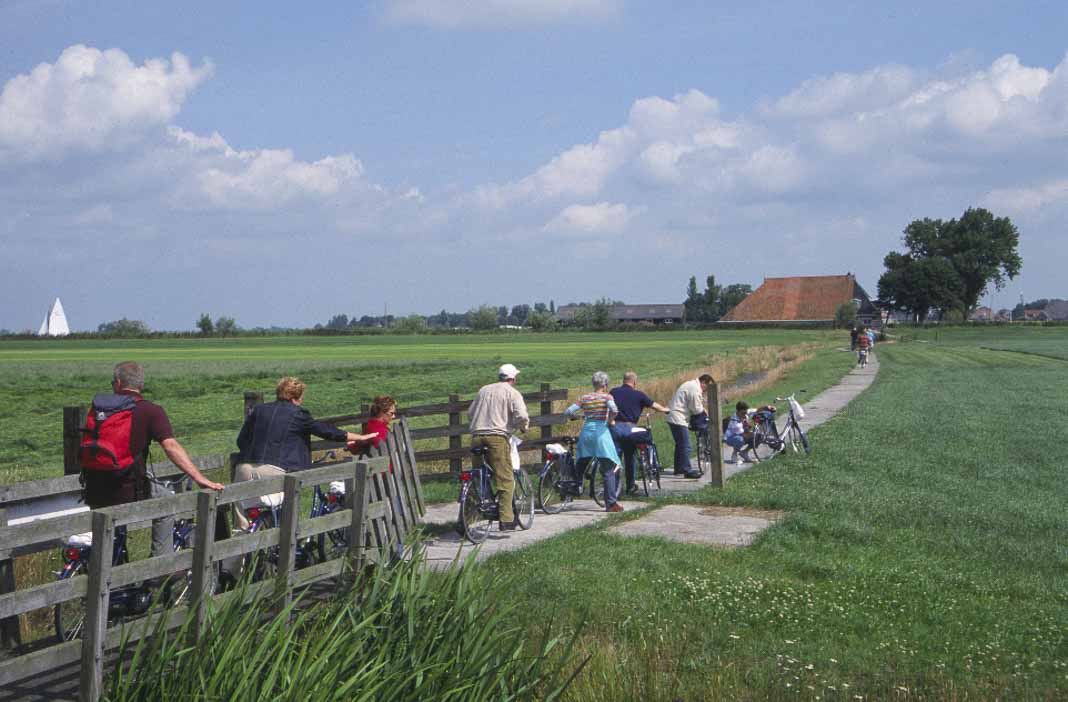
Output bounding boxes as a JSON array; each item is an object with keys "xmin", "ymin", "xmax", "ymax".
[
  {"xmin": 468, "ymin": 363, "xmax": 530, "ymax": 530},
  {"xmin": 666, "ymin": 374, "xmax": 713, "ymax": 479}
]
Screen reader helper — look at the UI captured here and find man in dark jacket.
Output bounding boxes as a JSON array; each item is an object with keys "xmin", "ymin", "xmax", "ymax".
[{"xmin": 234, "ymin": 376, "xmax": 374, "ymax": 528}]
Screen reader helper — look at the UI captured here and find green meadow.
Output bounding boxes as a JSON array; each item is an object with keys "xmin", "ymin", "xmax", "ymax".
[
  {"xmin": 482, "ymin": 328, "xmax": 1068, "ymax": 700},
  {"xmin": 0, "ymin": 329, "xmax": 841, "ymax": 485}
]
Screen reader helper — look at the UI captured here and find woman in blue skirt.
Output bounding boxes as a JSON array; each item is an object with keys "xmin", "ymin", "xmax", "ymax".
[{"xmin": 564, "ymin": 371, "xmax": 624, "ymax": 512}]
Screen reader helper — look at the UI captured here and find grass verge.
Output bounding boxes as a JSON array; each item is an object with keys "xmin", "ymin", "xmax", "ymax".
[{"xmin": 479, "ymin": 341, "xmax": 1068, "ymax": 699}]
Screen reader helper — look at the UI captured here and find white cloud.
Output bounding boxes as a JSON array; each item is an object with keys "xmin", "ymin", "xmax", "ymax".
[
  {"xmin": 167, "ymin": 127, "xmax": 366, "ymax": 210},
  {"xmin": 543, "ymin": 201, "xmax": 641, "ymax": 234},
  {"xmin": 383, "ymin": 0, "xmax": 620, "ymax": 28},
  {"xmin": 0, "ymin": 45, "xmax": 211, "ymax": 162},
  {"xmin": 984, "ymin": 179, "xmax": 1068, "ymax": 213},
  {"xmin": 768, "ymin": 64, "xmax": 915, "ymax": 118}
]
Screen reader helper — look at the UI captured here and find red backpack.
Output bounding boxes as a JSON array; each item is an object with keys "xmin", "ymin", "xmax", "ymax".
[{"xmin": 80, "ymin": 394, "xmax": 137, "ymax": 471}]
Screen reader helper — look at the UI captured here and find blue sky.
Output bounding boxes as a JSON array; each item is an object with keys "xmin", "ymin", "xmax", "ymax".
[{"xmin": 2, "ymin": 0, "xmax": 1067, "ymax": 330}]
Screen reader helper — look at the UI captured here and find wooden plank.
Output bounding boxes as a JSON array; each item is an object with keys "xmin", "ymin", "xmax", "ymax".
[
  {"xmin": 291, "ymin": 460, "xmax": 363, "ymax": 487},
  {"xmin": 289, "ymin": 558, "xmax": 343, "ymax": 588},
  {"xmin": 274, "ymin": 475, "xmax": 300, "ymax": 606},
  {"xmin": 707, "ymin": 380, "xmax": 724, "ymax": 488},
  {"xmin": 400, "ymin": 419, "xmax": 426, "ymax": 515},
  {"xmin": 0, "ymin": 573, "xmax": 88, "ymax": 620},
  {"xmin": 348, "ymin": 462, "xmax": 367, "ymax": 568},
  {"xmin": 214, "ymin": 476, "xmax": 286, "ymax": 507},
  {"xmin": 211, "ymin": 528, "xmax": 282, "ymax": 562},
  {"xmin": 102, "ymin": 492, "xmax": 198, "ymax": 527},
  {"xmin": 63, "ymin": 406, "xmax": 85, "ymax": 476},
  {"xmin": 448, "ymin": 393, "xmax": 462, "ymax": 473},
  {"xmin": 80, "ymin": 511, "xmax": 114, "ymax": 702},
  {"xmin": 110, "ymin": 551, "xmax": 192, "ymax": 591},
  {"xmin": 388, "ymin": 435, "xmax": 418, "ymax": 525},
  {"xmin": 371, "ymin": 472, "xmax": 400, "ymax": 549},
  {"xmin": 0, "ymin": 638, "xmax": 81, "ymax": 687},
  {"xmin": 295, "ymin": 508, "xmax": 352, "ymax": 539},
  {"xmin": 0, "ymin": 512, "xmax": 93, "ymax": 560},
  {"xmin": 0, "ymin": 474, "xmax": 81, "ymax": 506},
  {"xmin": 539, "ymin": 382, "xmax": 553, "ymax": 440},
  {"xmin": 190, "ymin": 490, "xmax": 217, "ymax": 639},
  {"xmin": 0, "ymin": 506, "xmax": 19, "ymax": 649},
  {"xmin": 386, "ymin": 465, "xmax": 411, "ymax": 538}
]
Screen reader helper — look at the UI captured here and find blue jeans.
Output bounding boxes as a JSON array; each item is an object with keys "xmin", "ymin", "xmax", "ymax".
[
  {"xmin": 598, "ymin": 458, "xmax": 620, "ymax": 508},
  {"xmin": 612, "ymin": 423, "xmax": 650, "ymax": 490},
  {"xmin": 725, "ymin": 434, "xmax": 745, "ymax": 450},
  {"xmin": 668, "ymin": 423, "xmax": 691, "ymax": 472}
]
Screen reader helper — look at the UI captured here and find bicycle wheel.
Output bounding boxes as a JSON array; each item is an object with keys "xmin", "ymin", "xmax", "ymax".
[
  {"xmin": 750, "ymin": 428, "xmax": 776, "ymax": 461},
  {"xmin": 537, "ymin": 459, "xmax": 570, "ymax": 515},
  {"xmin": 696, "ymin": 432, "xmax": 713, "ymax": 474},
  {"xmin": 459, "ymin": 482, "xmax": 492, "ymax": 544},
  {"xmin": 513, "ymin": 470, "xmax": 535, "ymax": 530},
  {"xmin": 638, "ymin": 446, "xmax": 661, "ymax": 497},
  {"xmin": 54, "ymin": 592, "xmax": 86, "ymax": 642},
  {"xmin": 786, "ymin": 423, "xmax": 811, "ymax": 455}
]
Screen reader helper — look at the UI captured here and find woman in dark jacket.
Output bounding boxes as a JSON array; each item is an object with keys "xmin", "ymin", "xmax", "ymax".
[{"xmin": 234, "ymin": 376, "xmax": 375, "ymax": 528}]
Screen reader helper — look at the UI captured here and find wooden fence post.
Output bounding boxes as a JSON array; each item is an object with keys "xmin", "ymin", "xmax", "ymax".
[
  {"xmin": 448, "ymin": 394, "xmax": 461, "ymax": 474},
  {"xmin": 243, "ymin": 391, "xmax": 262, "ymax": 418},
  {"xmin": 80, "ymin": 510, "xmax": 115, "ymax": 702},
  {"xmin": 539, "ymin": 383, "xmax": 552, "ymax": 440},
  {"xmin": 706, "ymin": 379, "xmax": 724, "ymax": 488},
  {"xmin": 190, "ymin": 490, "xmax": 218, "ymax": 640},
  {"xmin": 0, "ymin": 506, "xmax": 19, "ymax": 649},
  {"xmin": 63, "ymin": 406, "xmax": 85, "ymax": 476},
  {"xmin": 348, "ymin": 461, "xmax": 368, "ymax": 570},
  {"xmin": 274, "ymin": 475, "xmax": 300, "ymax": 608}
]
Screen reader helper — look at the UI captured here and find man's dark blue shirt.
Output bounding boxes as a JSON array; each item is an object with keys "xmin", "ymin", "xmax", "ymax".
[{"xmin": 609, "ymin": 384, "xmax": 654, "ymax": 424}]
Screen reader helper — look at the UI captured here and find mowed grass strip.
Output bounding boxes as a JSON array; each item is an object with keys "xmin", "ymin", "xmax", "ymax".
[{"xmin": 480, "ymin": 340, "xmax": 1068, "ymax": 700}]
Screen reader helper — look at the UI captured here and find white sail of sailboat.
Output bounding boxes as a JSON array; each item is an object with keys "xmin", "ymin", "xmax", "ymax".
[{"xmin": 38, "ymin": 298, "xmax": 70, "ymax": 336}]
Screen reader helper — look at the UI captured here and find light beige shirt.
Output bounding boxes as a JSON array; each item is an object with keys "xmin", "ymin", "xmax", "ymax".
[
  {"xmin": 468, "ymin": 382, "xmax": 530, "ymax": 436},
  {"xmin": 666, "ymin": 379, "xmax": 705, "ymax": 426}
]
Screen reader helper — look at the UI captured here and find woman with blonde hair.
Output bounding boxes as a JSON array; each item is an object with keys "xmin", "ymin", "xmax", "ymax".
[{"xmin": 234, "ymin": 377, "xmax": 376, "ymax": 527}]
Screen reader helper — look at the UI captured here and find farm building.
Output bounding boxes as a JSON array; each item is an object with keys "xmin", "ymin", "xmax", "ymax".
[
  {"xmin": 719, "ymin": 274, "xmax": 878, "ymax": 326},
  {"xmin": 555, "ymin": 304, "xmax": 685, "ymax": 325}
]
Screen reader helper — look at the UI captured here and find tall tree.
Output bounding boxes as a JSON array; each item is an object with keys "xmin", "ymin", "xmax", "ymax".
[
  {"xmin": 878, "ymin": 252, "xmax": 962, "ymax": 322},
  {"xmin": 196, "ymin": 313, "xmax": 214, "ymax": 336},
  {"xmin": 900, "ymin": 208, "xmax": 1022, "ymax": 312}
]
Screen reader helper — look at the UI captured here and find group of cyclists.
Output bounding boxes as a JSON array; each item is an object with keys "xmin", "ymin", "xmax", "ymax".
[{"xmin": 81, "ymin": 360, "xmax": 770, "ymax": 543}]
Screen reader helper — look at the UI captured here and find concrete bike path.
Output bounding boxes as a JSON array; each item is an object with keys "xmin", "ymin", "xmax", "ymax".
[{"xmin": 420, "ymin": 351, "xmax": 879, "ymax": 567}]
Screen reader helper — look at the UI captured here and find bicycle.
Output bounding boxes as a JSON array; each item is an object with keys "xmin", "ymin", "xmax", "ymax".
[
  {"xmin": 458, "ymin": 443, "xmax": 534, "ymax": 544},
  {"xmin": 627, "ymin": 413, "xmax": 662, "ymax": 496},
  {"xmin": 748, "ymin": 406, "xmax": 784, "ymax": 461},
  {"xmin": 775, "ymin": 393, "xmax": 811, "ymax": 455},
  {"xmin": 54, "ymin": 476, "xmax": 202, "ymax": 642},
  {"xmin": 537, "ymin": 437, "xmax": 618, "ymax": 514}
]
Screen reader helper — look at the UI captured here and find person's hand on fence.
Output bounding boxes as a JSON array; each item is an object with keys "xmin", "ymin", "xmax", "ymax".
[{"xmin": 195, "ymin": 476, "xmax": 225, "ymax": 491}]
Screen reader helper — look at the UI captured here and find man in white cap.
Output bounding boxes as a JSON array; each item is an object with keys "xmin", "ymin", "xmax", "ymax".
[{"xmin": 467, "ymin": 363, "xmax": 530, "ymax": 531}]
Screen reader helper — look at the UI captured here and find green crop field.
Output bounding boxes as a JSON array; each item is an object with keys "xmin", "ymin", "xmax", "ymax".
[
  {"xmin": 483, "ymin": 328, "xmax": 1068, "ymax": 700},
  {"xmin": 0, "ymin": 329, "xmax": 845, "ymax": 485},
  {"xmin": 901, "ymin": 323, "xmax": 1068, "ymax": 360}
]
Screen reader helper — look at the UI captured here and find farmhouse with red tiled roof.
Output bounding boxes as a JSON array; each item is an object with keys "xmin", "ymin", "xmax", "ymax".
[{"xmin": 720, "ymin": 274, "xmax": 878, "ymax": 326}]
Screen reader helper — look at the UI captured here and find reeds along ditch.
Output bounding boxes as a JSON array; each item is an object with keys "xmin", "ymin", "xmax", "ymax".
[{"xmin": 104, "ymin": 546, "xmax": 584, "ymax": 702}]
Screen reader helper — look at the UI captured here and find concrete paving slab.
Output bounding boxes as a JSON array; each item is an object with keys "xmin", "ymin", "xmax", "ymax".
[{"xmin": 607, "ymin": 505, "xmax": 785, "ymax": 547}]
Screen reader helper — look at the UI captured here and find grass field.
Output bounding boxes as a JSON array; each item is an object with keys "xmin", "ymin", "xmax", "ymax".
[
  {"xmin": 899, "ymin": 324, "xmax": 1068, "ymax": 360},
  {"xmin": 0, "ymin": 329, "xmax": 844, "ymax": 485},
  {"xmin": 481, "ymin": 329, "xmax": 1068, "ymax": 700}
]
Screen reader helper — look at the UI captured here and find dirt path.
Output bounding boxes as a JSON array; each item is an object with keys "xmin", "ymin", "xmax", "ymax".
[{"xmin": 421, "ymin": 352, "xmax": 879, "ymax": 567}]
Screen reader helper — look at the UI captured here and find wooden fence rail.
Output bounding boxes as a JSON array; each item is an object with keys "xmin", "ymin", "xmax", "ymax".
[
  {"xmin": 0, "ymin": 385, "xmax": 565, "ymax": 653},
  {"xmin": 0, "ymin": 441, "xmax": 419, "ymax": 701}
]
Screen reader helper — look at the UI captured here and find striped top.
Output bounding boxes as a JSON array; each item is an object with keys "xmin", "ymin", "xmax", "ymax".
[{"xmin": 566, "ymin": 392, "xmax": 617, "ymax": 422}]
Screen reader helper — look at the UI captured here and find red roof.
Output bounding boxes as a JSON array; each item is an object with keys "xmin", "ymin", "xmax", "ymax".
[{"xmin": 721, "ymin": 275, "xmax": 867, "ymax": 322}]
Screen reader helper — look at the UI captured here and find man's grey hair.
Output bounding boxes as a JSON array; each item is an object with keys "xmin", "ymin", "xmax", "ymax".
[
  {"xmin": 113, "ymin": 361, "xmax": 145, "ymax": 390},
  {"xmin": 591, "ymin": 371, "xmax": 610, "ymax": 389},
  {"xmin": 623, "ymin": 371, "xmax": 637, "ymax": 384}
]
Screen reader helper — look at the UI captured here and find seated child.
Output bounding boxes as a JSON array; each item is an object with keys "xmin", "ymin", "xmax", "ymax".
[{"xmin": 723, "ymin": 401, "xmax": 756, "ymax": 464}]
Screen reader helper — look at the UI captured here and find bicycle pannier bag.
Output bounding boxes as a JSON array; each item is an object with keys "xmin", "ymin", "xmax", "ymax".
[{"xmin": 80, "ymin": 393, "xmax": 137, "ymax": 471}]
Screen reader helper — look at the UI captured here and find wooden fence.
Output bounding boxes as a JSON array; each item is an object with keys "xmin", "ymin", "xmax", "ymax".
[{"xmin": 0, "ymin": 421, "xmax": 424, "ymax": 702}]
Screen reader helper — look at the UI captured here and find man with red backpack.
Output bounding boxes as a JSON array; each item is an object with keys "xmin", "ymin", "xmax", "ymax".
[{"xmin": 81, "ymin": 361, "xmax": 223, "ymax": 556}]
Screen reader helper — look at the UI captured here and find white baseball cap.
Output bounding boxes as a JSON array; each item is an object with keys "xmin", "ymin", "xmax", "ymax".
[{"xmin": 498, "ymin": 363, "xmax": 520, "ymax": 379}]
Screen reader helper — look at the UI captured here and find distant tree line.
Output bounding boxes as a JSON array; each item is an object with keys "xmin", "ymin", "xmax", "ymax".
[{"xmin": 684, "ymin": 275, "xmax": 753, "ymax": 323}]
